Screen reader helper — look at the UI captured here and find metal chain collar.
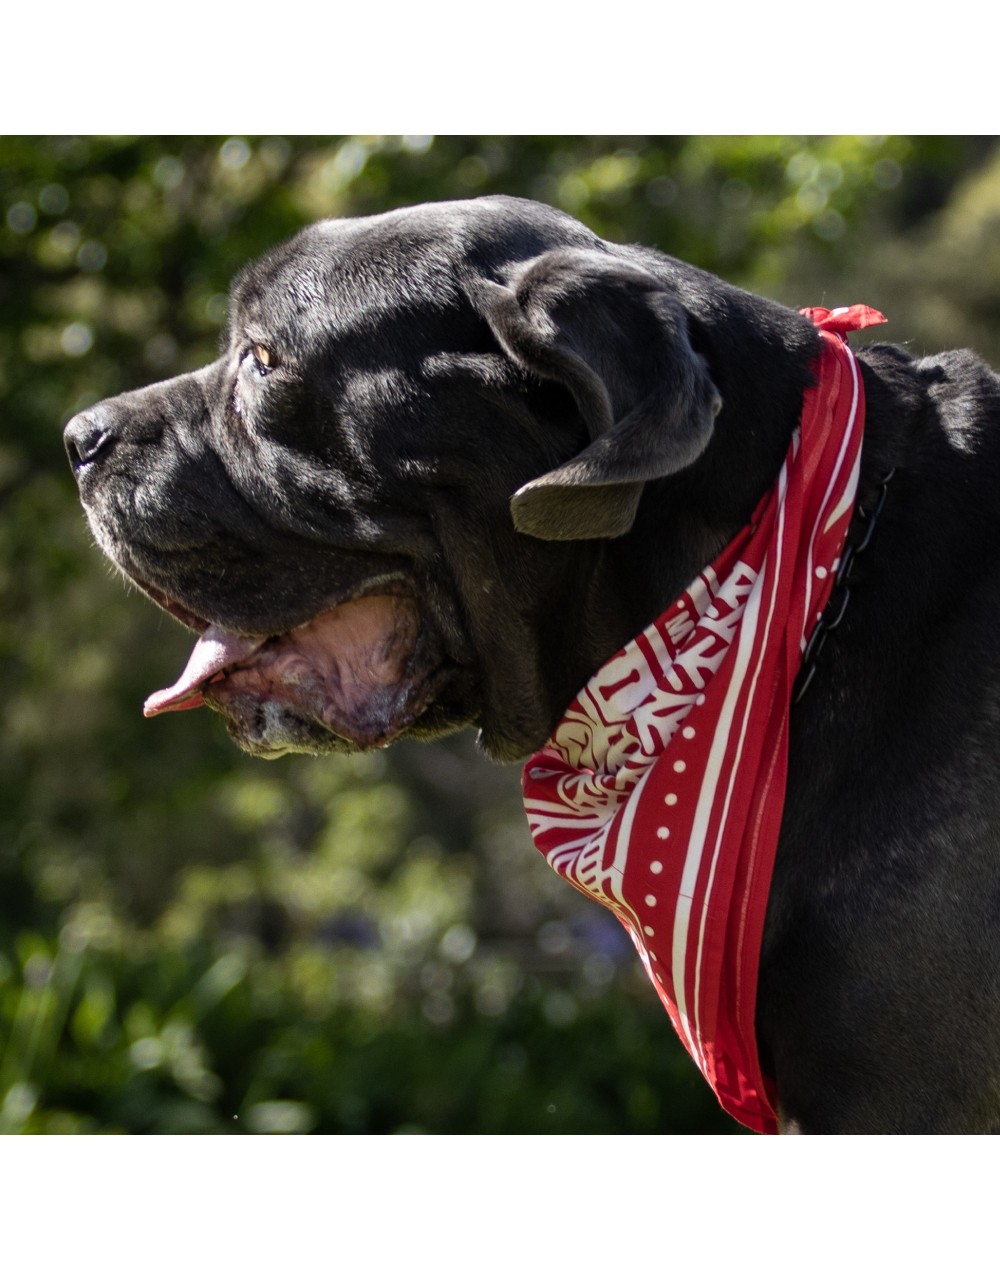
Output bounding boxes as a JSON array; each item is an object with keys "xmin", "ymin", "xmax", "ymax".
[{"xmin": 792, "ymin": 467, "xmax": 896, "ymax": 705}]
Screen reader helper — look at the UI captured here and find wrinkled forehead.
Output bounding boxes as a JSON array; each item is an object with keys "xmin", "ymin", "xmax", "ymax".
[
  {"xmin": 228, "ymin": 216, "xmax": 467, "ymax": 349},
  {"xmin": 226, "ymin": 199, "xmax": 602, "ymax": 352}
]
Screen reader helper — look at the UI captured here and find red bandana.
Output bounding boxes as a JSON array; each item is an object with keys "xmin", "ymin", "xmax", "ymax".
[{"xmin": 522, "ymin": 305, "xmax": 886, "ymax": 1134}]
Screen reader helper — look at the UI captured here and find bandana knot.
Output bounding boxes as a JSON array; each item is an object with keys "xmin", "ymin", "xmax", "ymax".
[{"xmin": 522, "ymin": 304, "xmax": 886, "ymax": 1133}]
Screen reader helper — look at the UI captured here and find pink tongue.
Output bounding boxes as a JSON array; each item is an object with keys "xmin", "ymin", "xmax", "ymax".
[{"xmin": 143, "ymin": 626, "xmax": 267, "ymax": 717}]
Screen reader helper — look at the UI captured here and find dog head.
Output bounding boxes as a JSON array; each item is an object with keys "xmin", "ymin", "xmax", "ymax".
[{"xmin": 65, "ymin": 195, "xmax": 810, "ymax": 762}]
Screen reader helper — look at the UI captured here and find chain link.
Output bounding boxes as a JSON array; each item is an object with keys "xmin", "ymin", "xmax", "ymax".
[{"xmin": 792, "ymin": 468, "xmax": 896, "ymax": 705}]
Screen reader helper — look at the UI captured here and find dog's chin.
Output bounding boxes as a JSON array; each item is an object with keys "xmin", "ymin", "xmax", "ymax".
[
  {"xmin": 141, "ymin": 592, "xmax": 467, "ymax": 758},
  {"xmin": 203, "ymin": 672, "xmax": 433, "ymax": 759}
]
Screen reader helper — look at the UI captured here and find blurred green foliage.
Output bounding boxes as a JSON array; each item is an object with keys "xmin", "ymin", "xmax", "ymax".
[{"xmin": 3, "ymin": 135, "xmax": 1000, "ymax": 1134}]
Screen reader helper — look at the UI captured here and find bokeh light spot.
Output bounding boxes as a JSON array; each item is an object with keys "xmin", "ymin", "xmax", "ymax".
[
  {"xmin": 7, "ymin": 201, "xmax": 37, "ymax": 234},
  {"xmin": 61, "ymin": 322, "xmax": 94, "ymax": 358},
  {"xmin": 77, "ymin": 241, "xmax": 107, "ymax": 272},
  {"xmin": 814, "ymin": 209, "xmax": 845, "ymax": 241},
  {"xmin": 873, "ymin": 158, "xmax": 903, "ymax": 190},
  {"xmin": 50, "ymin": 221, "xmax": 80, "ymax": 254},
  {"xmin": 220, "ymin": 138, "xmax": 251, "ymax": 170},
  {"xmin": 440, "ymin": 922, "xmax": 477, "ymax": 964},
  {"xmin": 39, "ymin": 183, "xmax": 70, "ymax": 214},
  {"xmin": 154, "ymin": 156, "xmax": 185, "ymax": 191}
]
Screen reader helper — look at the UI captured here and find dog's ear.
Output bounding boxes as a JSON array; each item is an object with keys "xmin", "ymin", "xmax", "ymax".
[{"xmin": 467, "ymin": 247, "xmax": 722, "ymax": 540}]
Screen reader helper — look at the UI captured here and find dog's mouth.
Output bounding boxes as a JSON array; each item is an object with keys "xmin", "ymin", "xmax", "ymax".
[{"xmin": 141, "ymin": 589, "xmax": 446, "ymax": 758}]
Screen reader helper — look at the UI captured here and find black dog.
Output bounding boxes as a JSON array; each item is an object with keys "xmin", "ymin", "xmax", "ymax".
[{"xmin": 65, "ymin": 195, "xmax": 1000, "ymax": 1133}]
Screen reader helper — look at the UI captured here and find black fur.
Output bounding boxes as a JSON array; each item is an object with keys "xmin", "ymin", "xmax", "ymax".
[{"xmin": 65, "ymin": 196, "xmax": 1000, "ymax": 1132}]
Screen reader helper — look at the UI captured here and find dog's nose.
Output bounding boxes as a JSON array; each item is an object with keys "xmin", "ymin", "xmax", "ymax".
[{"xmin": 64, "ymin": 409, "xmax": 116, "ymax": 475}]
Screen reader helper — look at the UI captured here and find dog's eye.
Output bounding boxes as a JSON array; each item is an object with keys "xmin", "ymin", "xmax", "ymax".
[{"xmin": 247, "ymin": 343, "xmax": 276, "ymax": 376}]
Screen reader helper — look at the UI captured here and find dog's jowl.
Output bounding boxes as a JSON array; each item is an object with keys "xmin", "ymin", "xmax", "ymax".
[{"xmin": 65, "ymin": 195, "xmax": 1000, "ymax": 1133}]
